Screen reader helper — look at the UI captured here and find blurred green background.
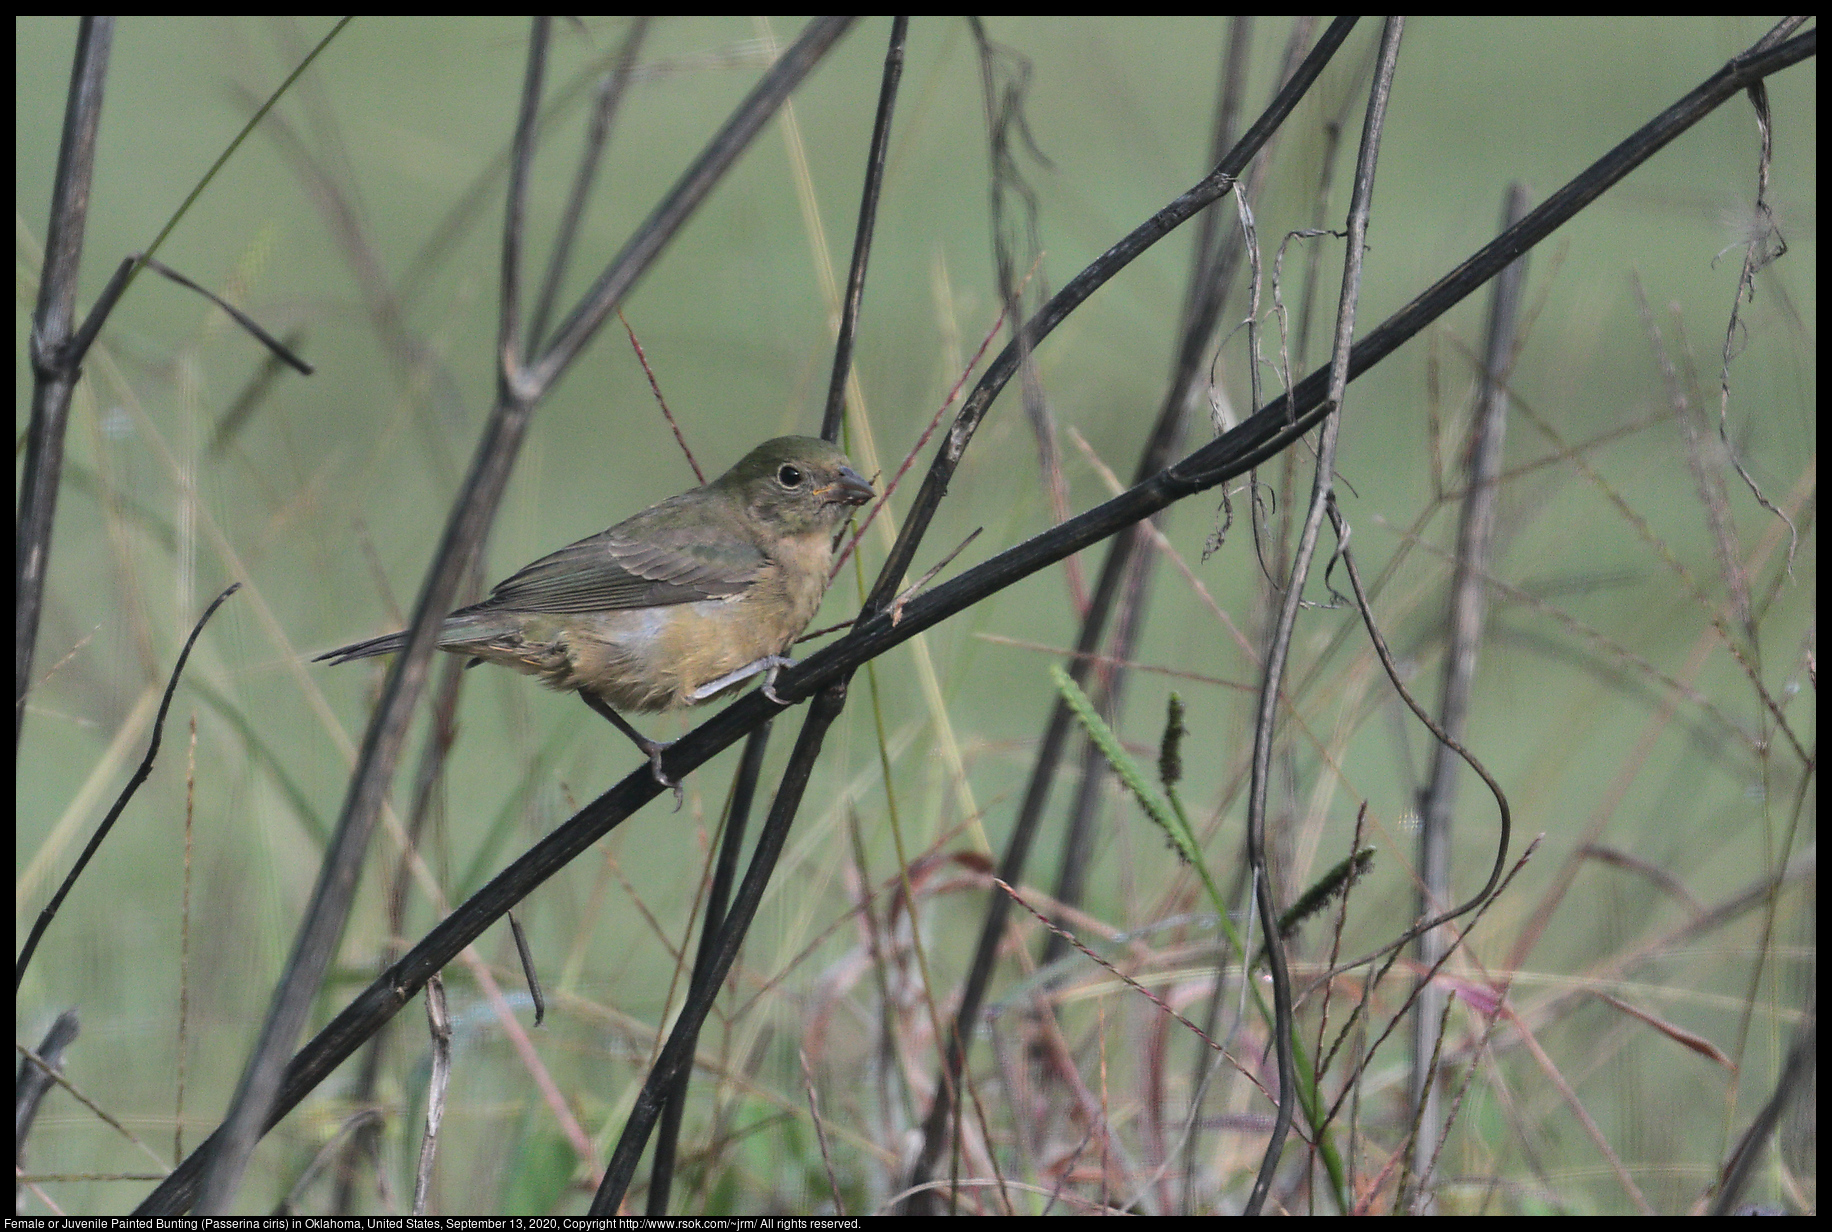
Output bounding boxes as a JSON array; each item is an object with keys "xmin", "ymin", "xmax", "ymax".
[{"xmin": 17, "ymin": 17, "xmax": 1815, "ymax": 1215}]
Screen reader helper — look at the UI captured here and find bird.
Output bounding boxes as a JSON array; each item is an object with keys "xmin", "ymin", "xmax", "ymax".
[{"xmin": 317, "ymin": 435, "xmax": 874, "ymax": 800}]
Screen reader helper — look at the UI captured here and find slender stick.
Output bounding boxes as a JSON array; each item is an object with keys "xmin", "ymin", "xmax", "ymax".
[
  {"xmin": 1407, "ymin": 182, "xmax": 1531, "ymax": 1205},
  {"xmin": 822, "ymin": 17, "xmax": 907, "ymax": 442},
  {"xmin": 16, "ymin": 584, "xmax": 239, "ymax": 989},
  {"xmin": 18, "ymin": 16, "xmax": 112, "ymax": 755},
  {"xmin": 1243, "ymin": 19, "xmax": 1402, "ymax": 1215},
  {"xmin": 528, "ymin": 18, "xmax": 649, "ymax": 350}
]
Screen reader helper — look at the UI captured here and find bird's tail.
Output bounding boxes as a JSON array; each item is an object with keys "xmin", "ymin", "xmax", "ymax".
[{"xmin": 313, "ymin": 630, "xmax": 408, "ymax": 665}]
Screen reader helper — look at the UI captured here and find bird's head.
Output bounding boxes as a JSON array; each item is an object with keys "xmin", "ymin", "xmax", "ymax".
[{"xmin": 715, "ymin": 435, "xmax": 876, "ymax": 538}]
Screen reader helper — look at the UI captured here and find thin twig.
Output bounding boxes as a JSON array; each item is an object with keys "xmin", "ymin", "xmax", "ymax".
[
  {"xmin": 528, "ymin": 18, "xmax": 649, "ymax": 349},
  {"xmin": 890, "ymin": 528, "xmax": 982, "ymax": 626},
  {"xmin": 411, "ymin": 975, "xmax": 451, "ymax": 1214},
  {"xmin": 800, "ymin": 1048, "xmax": 846, "ymax": 1215},
  {"xmin": 994, "ymin": 881, "xmax": 1273, "ymax": 1102},
  {"xmin": 821, "ymin": 16, "xmax": 906, "ymax": 443},
  {"xmin": 618, "ymin": 308, "xmax": 703, "ymax": 484},
  {"xmin": 507, "ymin": 911, "xmax": 543, "ymax": 1027},
  {"xmin": 16, "ymin": 583, "xmax": 240, "ymax": 988},
  {"xmin": 1408, "ymin": 182, "xmax": 1530, "ymax": 1204},
  {"xmin": 1244, "ymin": 19, "xmax": 1402, "ymax": 1215},
  {"xmin": 829, "ymin": 262, "xmax": 1023, "ymax": 581}
]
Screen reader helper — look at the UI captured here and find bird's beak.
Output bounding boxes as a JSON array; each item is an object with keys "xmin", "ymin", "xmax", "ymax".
[{"xmin": 820, "ymin": 465, "xmax": 876, "ymax": 507}]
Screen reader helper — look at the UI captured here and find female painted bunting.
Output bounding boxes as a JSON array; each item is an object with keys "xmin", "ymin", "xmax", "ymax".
[{"xmin": 317, "ymin": 435, "xmax": 874, "ymax": 793}]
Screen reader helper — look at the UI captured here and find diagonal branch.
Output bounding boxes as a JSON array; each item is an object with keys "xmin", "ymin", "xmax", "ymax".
[{"xmin": 531, "ymin": 16, "xmax": 858, "ymax": 390}]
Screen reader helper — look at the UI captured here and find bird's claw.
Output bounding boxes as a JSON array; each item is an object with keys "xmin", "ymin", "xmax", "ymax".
[
  {"xmin": 762, "ymin": 662, "xmax": 787, "ymax": 706},
  {"xmin": 644, "ymin": 742, "xmax": 683, "ymax": 811},
  {"xmin": 761, "ymin": 655, "xmax": 797, "ymax": 705}
]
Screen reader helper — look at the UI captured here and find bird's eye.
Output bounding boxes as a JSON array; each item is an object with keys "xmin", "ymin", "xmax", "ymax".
[{"xmin": 777, "ymin": 463, "xmax": 804, "ymax": 488}]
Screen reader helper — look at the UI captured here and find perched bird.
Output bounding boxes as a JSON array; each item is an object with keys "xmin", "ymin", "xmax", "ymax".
[{"xmin": 318, "ymin": 435, "xmax": 874, "ymax": 796}]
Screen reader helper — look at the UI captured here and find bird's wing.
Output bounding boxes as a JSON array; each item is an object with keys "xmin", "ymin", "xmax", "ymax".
[{"xmin": 467, "ymin": 496, "xmax": 766, "ymax": 615}]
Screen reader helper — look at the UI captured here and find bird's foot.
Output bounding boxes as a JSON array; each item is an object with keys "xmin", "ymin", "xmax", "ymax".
[
  {"xmin": 688, "ymin": 654, "xmax": 797, "ymax": 704},
  {"xmin": 638, "ymin": 738, "xmax": 684, "ymax": 812},
  {"xmin": 760, "ymin": 656, "xmax": 796, "ymax": 705}
]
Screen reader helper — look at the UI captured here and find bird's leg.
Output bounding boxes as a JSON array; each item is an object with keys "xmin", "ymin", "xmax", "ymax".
[
  {"xmin": 581, "ymin": 692, "xmax": 682, "ymax": 810},
  {"xmin": 687, "ymin": 654, "xmax": 796, "ymax": 705}
]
